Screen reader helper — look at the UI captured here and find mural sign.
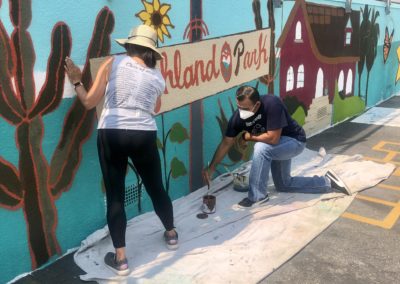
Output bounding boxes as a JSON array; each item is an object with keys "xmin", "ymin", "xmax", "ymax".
[
  {"xmin": 92, "ymin": 28, "xmax": 270, "ymax": 114},
  {"xmin": 160, "ymin": 28, "xmax": 270, "ymax": 112}
]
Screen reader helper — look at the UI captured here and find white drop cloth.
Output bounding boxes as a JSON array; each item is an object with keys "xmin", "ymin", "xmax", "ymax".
[{"xmin": 74, "ymin": 149, "xmax": 395, "ymax": 284}]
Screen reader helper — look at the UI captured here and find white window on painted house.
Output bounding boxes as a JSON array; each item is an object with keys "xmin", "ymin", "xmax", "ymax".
[
  {"xmin": 295, "ymin": 21, "xmax": 302, "ymax": 41},
  {"xmin": 286, "ymin": 66, "xmax": 294, "ymax": 91},
  {"xmin": 344, "ymin": 18, "xmax": 353, "ymax": 46},
  {"xmin": 338, "ymin": 70, "xmax": 344, "ymax": 92},
  {"xmin": 315, "ymin": 68, "xmax": 324, "ymax": 98},
  {"xmin": 297, "ymin": 65, "xmax": 304, "ymax": 88},
  {"xmin": 346, "ymin": 69, "xmax": 353, "ymax": 94}
]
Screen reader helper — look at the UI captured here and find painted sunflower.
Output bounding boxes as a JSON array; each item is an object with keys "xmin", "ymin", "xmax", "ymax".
[
  {"xmin": 397, "ymin": 47, "xmax": 400, "ymax": 84},
  {"xmin": 136, "ymin": 0, "xmax": 174, "ymax": 43}
]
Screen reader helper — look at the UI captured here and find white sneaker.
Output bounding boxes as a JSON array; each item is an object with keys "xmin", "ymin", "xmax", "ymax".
[{"xmin": 326, "ymin": 170, "xmax": 352, "ymax": 195}]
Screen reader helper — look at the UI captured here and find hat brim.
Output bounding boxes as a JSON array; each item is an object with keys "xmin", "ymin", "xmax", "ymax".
[{"xmin": 115, "ymin": 38, "xmax": 163, "ymax": 60}]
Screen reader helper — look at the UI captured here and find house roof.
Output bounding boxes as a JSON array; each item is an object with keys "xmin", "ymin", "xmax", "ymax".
[
  {"xmin": 306, "ymin": 2, "xmax": 360, "ymax": 58},
  {"xmin": 277, "ymin": 0, "xmax": 360, "ymax": 64}
]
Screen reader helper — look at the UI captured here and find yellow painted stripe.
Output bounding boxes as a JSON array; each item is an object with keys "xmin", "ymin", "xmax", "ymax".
[
  {"xmin": 342, "ymin": 212, "xmax": 391, "ymax": 229},
  {"xmin": 382, "ymin": 205, "xmax": 400, "ymax": 229},
  {"xmin": 355, "ymin": 195, "xmax": 397, "ymax": 207},
  {"xmin": 372, "ymin": 141, "xmax": 387, "ymax": 152},
  {"xmin": 378, "ymin": 184, "xmax": 400, "ymax": 191},
  {"xmin": 383, "ymin": 152, "xmax": 398, "ymax": 162}
]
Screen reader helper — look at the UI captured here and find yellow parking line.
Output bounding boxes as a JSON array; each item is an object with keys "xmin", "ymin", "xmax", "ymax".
[
  {"xmin": 355, "ymin": 195, "xmax": 397, "ymax": 207},
  {"xmin": 342, "ymin": 140, "xmax": 400, "ymax": 229},
  {"xmin": 378, "ymin": 184, "xmax": 400, "ymax": 191},
  {"xmin": 342, "ymin": 212, "xmax": 392, "ymax": 229},
  {"xmin": 383, "ymin": 205, "xmax": 400, "ymax": 229},
  {"xmin": 372, "ymin": 141, "xmax": 400, "ymax": 153},
  {"xmin": 342, "ymin": 202, "xmax": 400, "ymax": 230}
]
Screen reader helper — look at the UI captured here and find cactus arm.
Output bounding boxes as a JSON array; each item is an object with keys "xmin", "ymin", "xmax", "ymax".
[
  {"xmin": 50, "ymin": 7, "xmax": 114, "ymax": 197},
  {"xmin": 29, "ymin": 23, "xmax": 71, "ymax": 118},
  {"xmin": 10, "ymin": 0, "xmax": 36, "ymax": 110},
  {"xmin": 0, "ymin": 20, "xmax": 24, "ymax": 123},
  {"xmin": 0, "ymin": 157, "xmax": 22, "ymax": 209}
]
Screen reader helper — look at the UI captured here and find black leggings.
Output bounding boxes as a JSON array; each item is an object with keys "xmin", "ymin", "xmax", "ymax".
[{"xmin": 97, "ymin": 129, "xmax": 174, "ymax": 248}]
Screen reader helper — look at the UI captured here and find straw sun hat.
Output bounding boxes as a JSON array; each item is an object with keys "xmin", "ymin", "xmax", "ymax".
[{"xmin": 115, "ymin": 25, "xmax": 163, "ymax": 60}]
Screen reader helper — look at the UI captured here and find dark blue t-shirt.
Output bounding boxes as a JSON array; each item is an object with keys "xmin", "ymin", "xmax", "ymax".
[{"xmin": 225, "ymin": 94, "xmax": 306, "ymax": 142}]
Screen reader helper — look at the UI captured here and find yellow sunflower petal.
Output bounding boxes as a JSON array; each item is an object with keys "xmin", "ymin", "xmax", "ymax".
[
  {"xmin": 160, "ymin": 24, "xmax": 171, "ymax": 38},
  {"xmin": 145, "ymin": 19, "xmax": 152, "ymax": 26},
  {"xmin": 137, "ymin": 11, "xmax": 151, "ymax": 22},
  {"xmin": 157, "ymin": 27, "xmax": 164, "ymax": 42},
  {"xmin": 142, "ymin": 0, "xmax": 154, "ymax": 14},
  {"xmin": 162, "ymin": 15, "xmax": 173, "ymax": 26},
  {"xmin": 396, "ymin": 47, "xmax": 400, "ymax": 83},
  {"xmin": 154, "ymin": 0, "xmax": 160, "ymax": 11},
  {"xmin": 159, "ymin": 4, "xmax": 171, "ymax": 16}
]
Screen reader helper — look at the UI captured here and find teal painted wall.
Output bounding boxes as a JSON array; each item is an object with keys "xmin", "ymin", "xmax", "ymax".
[{"xmin": 1, "ymin": 0, "xmax": 399, "ymax": 282}]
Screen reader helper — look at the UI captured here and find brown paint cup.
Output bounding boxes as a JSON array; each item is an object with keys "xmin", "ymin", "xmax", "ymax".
[{"xmin": 202, "ymin": 194, "xmax": 216, "ymax": 214}]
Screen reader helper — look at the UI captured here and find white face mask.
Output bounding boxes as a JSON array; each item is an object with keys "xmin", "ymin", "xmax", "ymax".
[{"xmin": 238, "ymin": 109, "xmax": 255, "ymax": 120}]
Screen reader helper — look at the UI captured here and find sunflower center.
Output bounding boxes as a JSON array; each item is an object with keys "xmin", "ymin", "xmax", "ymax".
[{"xmin": 152, "ymin": 12, "xmax": 162, "ymax": 27}]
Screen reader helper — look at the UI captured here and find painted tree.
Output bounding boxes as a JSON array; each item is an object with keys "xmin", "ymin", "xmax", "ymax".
[
  {"xmin": 357, "ymin": 6, "xmax": 370, "ymax": 97},
  {"xmin": 252, "ymin": 0, "xmax": 277, "ymax": 93},
  {"xmin": 0, "ymin": 0, "xmax": 114, "ymax": 268},
  {"xmin": 365, "ymin": 8, "xmax": 380, "ymax": 103},
  {"xmin": 358, "ymin": 5, "xmax": 380, "ymax": 103},
  {"xmin": 267, "ymin": 0, "xmax": 276, "ymax": 93},
  {"xmin": 185, "ymin": 0, "xmax": 209, "ymax": 192}
]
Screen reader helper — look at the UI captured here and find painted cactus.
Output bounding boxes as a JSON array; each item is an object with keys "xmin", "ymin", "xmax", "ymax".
[{"xmin": 0, "ymin": 0, "xmax": 114, "ymax": 268}]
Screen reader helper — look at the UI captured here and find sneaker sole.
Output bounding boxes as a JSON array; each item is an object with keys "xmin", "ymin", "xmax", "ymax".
[
  {"xmin": 257, "ymin": 196, "xmax": 270, "ymax": 205},
  {"xmin": 238, "ymin": 196, "xmax": 270, "ymax": 208},
  {"xmin": 166, "ymin": 243, "xmax": 179, "ymax": 250},
  {"xmin": 255, "ymin": 196, "xmax": 270, "ymax": 206},
  {"xmin": 105, "ymin": 264, "xmax": 130, "ymax": 276},
  {"xmin": 326, "ymin": 170, "xmax": 352, "ymax": 195}
]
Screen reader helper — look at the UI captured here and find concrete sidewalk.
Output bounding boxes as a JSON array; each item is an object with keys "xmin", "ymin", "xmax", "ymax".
[{"xmin": 13, "ymin": 96, "xmax": 400, "ymax": 284}]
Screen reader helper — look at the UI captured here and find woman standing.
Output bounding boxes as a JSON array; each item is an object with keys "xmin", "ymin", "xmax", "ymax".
[{"xmin": 65, "ymin": 25, "xmax": 178, "ymax": 276}]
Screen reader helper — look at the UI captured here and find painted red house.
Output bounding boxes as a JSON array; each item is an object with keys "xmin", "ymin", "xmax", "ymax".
[{"xmin": 277, "ymin": 0, "xmax": 360, "ymax": 110}]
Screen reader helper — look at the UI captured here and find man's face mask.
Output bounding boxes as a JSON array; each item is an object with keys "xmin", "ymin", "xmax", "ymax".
[
  {"xmin": 238, "ymin": 102, "xmax": 259, "ymax": 120},
  {"xmin": 238, "ymin": 109, "xmax": 255, "ymax": 120}
]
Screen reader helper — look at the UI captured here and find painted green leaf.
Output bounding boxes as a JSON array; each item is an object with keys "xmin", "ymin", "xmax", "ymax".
[
  {"xmin": 169, "ymin": 122, "xmax": 189, "ymax": 143},
  {"xmin": 156, "ymin": 137, "xmax": 163, "ymax": 149},
  {"xmin": 170, "ymin": 157, "xmax": 187, "ymax": 179}
]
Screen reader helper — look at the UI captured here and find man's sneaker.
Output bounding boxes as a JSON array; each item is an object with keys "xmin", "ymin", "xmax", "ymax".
[
  {"xmin": 238, "ymin": 196, "xmax": 269, "ymax": 208},
  {"xmin": 104, "ymin": 252, "xmax": 129, "ymax": 276},
  {"xmin": 164, "ymin": 230, "xmax": 179, "ymax": 250},
  {"xmin": 326, "ymin": 170, "xmax": 352, "ymax": 195}
]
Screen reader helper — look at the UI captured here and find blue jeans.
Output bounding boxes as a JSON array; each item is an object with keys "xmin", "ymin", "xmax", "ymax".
[{"xmin": 248, "ymin": 136, "xmax": 331, "ymax": 202}]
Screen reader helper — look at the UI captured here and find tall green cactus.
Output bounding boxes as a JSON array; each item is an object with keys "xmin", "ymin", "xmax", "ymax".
[{"xmin": 0, "ymin": 0, "xmax": 114, "ymax": 268}]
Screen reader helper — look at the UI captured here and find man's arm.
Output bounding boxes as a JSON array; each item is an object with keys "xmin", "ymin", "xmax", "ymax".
[
  {"xmin": 203, "ymin": 136, "xmax": 235, "ymax": 183},
  {"xmin": 243, "ymin": 128, "xmax": 282, "ymax": 145}
]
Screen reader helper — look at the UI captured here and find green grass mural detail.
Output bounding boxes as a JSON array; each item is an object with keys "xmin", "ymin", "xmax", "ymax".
[
  {"xmin": 333, "ymin": 83, "xmax": 366, "ymax": 124},
  {"xmin": 291, "ymin": 106, "xmax": 306, "ymax": 126}
]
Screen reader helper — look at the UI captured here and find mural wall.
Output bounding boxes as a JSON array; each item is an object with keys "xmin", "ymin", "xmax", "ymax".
[{"xmin": 0, "ymin": 0, "xmax": 399, "ymax": 282}]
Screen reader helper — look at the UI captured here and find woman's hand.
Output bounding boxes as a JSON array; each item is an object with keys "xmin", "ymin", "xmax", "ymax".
[{"xmin": 64, "ymin": 56, "xmax": 82, "ymax": 84}]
